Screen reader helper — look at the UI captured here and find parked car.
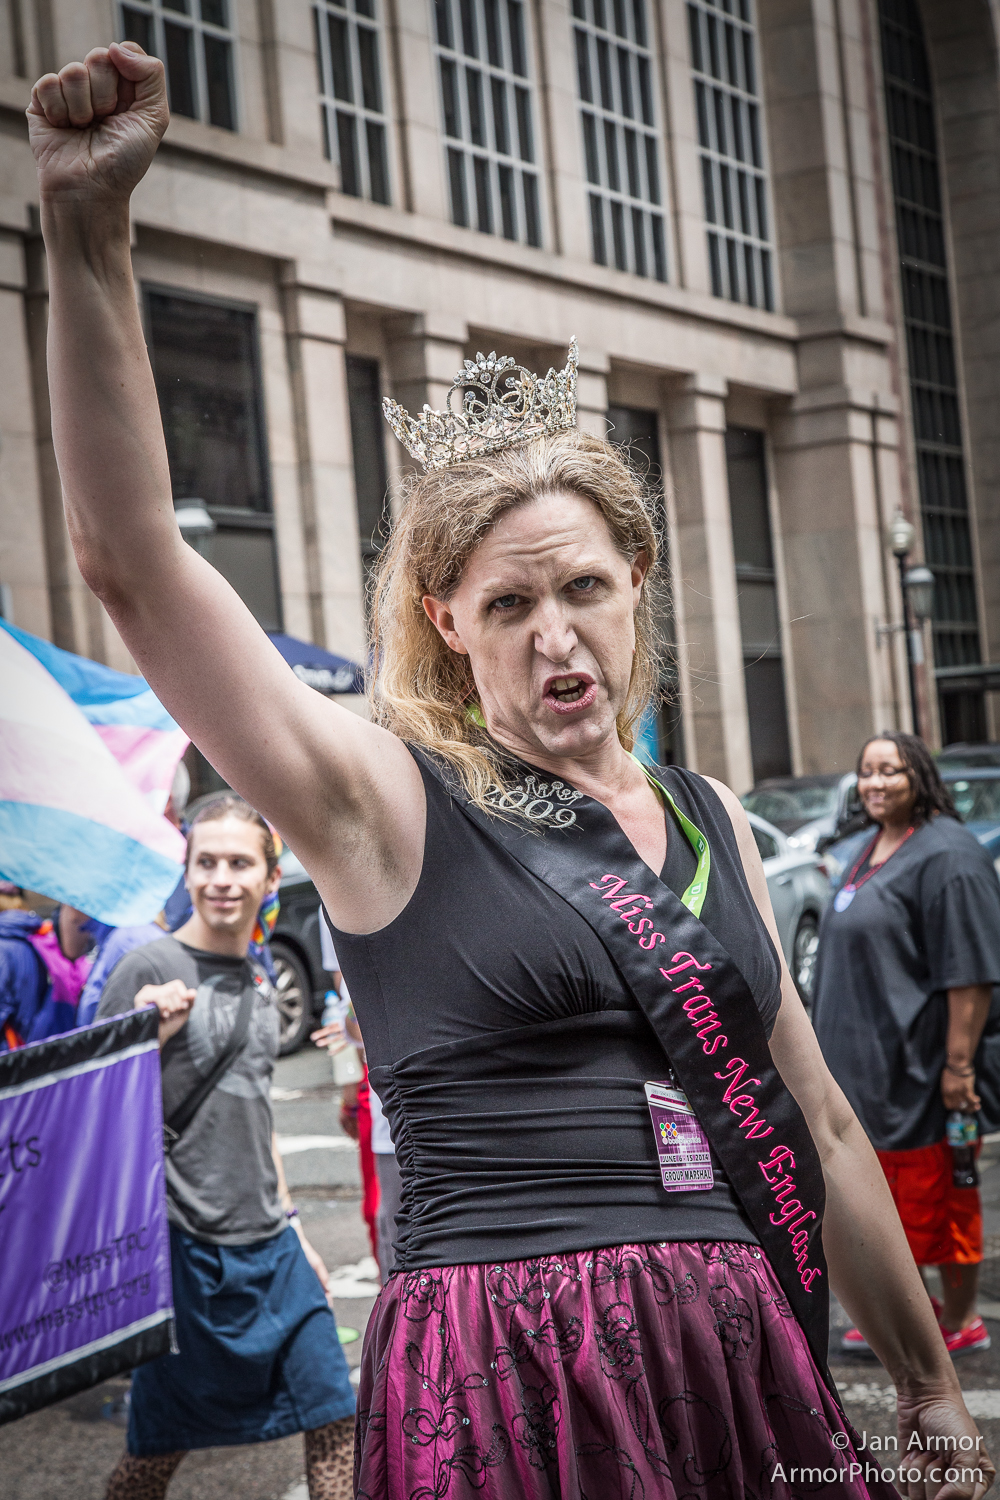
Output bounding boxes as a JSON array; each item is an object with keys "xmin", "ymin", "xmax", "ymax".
[
  {"xmin": 937, "ymin": 743, "xmax": 1000, "ymax": 771},
  {"xmin": 746, "ymin": 810, "xmax": 832, "ymax": 1008},
  {"xmin": 941, "ymin": 768, "xmax": 1000, "ymax": 865},
  {"xmin": 742, "ymin": 774, "xmax": 862, "ymax": 854},
  {"xmin": 271, "ymin": 848, "xmax": 334, "ymax": 1054}
]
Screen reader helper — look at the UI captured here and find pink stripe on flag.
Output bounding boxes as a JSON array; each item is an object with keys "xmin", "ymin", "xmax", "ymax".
[
  {"xmin": 94, "ymin": 724, "xmax": 190, "ymax": 795},
  {"xmin": 0, "ymin": 720, "xmax": 185, "ymax": 864}
]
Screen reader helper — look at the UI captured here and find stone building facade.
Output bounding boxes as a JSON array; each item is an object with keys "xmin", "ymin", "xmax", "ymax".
[{"xmin": 2, "ymin": 0, "xmax": 999, "ymax": 791}]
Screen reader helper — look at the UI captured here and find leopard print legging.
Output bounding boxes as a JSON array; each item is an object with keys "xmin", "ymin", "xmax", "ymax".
[
  {"xmin": 103, "ymin": 1417, "xmax": 355, "ymax": 1499},
  {"xmin": 105, "ymin": 1451, "xmax": 185, "ymax": 1500},
  {"xmin": 305, "ymin": 1415, "xmax": 356, "ymax": 1498}
]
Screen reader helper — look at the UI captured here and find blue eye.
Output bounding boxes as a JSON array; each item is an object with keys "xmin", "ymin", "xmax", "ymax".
[
  {"xmin": 491, "ymin": 594, "xmax": 519, "ymax": 611},
  {"xmin": 569, "ymin": 576, "xmax": 597, "ymax": 591}
]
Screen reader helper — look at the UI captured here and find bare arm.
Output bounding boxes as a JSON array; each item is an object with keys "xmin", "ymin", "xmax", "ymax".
[
  {"xmin": 705, "ymin": 777, "xmax": 992, "ymax": 1498},
  {"xmin": 271, "ymin": 1132, "xmax": 331, "ymax": 1299},
  {"xmin": 942, "ymin": 985, "xmax": 992, "ymax": 1113},
  {"xmin": 28, "ymin": 44, "xmax": 423, "ymax": 931}
]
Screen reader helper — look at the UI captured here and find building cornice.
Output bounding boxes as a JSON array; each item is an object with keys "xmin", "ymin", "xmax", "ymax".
[
  {"xmin": 328, "ymin": 190, "xmax": 802, "ymax": 344},
  {"xmin": 0, "ymin": 76, "xmax": 895, "ymax": 360}
]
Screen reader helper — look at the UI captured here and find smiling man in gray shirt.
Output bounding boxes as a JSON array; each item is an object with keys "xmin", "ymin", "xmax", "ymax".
[{"xmin": 97, "ymin": 796, "xmax": 355, "ymax": 1500}]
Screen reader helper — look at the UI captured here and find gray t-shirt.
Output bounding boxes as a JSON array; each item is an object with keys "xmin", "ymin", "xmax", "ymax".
[{"xmin": 97, "ymin": 935, "xmax": 284, "ymax": 1246}]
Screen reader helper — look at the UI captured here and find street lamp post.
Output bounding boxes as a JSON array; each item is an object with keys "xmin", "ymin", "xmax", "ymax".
[
  {"xmin": 174, "ymin": 501, "xmax": 216, "ymax": 558},
  {"xmin": 888, "ymin": 512, "xmax": 935, "ymax": 740}
]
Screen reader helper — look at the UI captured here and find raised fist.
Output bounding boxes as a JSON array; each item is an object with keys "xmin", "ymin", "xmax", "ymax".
[{"xmin": 27, "ymin": 42, "xmax": 168, "ymax": 206}]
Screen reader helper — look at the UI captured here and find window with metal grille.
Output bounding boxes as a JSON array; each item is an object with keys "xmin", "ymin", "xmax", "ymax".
[
  {"xmin": 879, "ymin": 0, "xmax": 982, "ymax": 713},
  {"xmin": 346, "ymin": 355, "xmax": 390, "ymax": 606},
  {"xmin": 120, "ymin": 0, "xmax": 236, "ymax": 130},
  {"xmin": 688, "ymin": 0, "xmax": 772, "ymax": 310},
  {"xmin": 314, "ymin": 0, "xmax": 391, "ymax": 203},
  {"xmin": 607, "ymin": 406, "xmax": 684, "ymax": 762},
  {"xmin": 726, "ymin": 427, "xmax": 791, "ymax": 779},
  {"xmin": 434, "ymin": 0, "xmax": 542, "ymax": 247},
  {"xmin": 571, "ymin": 0, "xmax": 666, "ymax": 281},
  {"xmin": 145, "ymin": 288, "xmax": 282, "ymax": 632}
]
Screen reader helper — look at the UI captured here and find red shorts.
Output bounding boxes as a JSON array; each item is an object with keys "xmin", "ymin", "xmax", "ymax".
[{"xmin": 876, "ymin": 1139, "xmax": 982, "ymax": 1265}]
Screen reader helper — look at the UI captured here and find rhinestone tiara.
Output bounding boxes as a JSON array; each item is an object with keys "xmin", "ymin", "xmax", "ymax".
[{"xmin": 381, "ymin": 338, "xmax": 578, "ymax": 471}]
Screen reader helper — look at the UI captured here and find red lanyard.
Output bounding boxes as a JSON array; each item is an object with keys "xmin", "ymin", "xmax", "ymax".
[{"xmin": 844, "ymin": 825, "xmax": 916, "ymax": 894}]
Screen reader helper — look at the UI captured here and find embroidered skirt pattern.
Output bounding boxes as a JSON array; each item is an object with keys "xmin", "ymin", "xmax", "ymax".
[{"xmin": 354, "ymin": 1240, "xmax": 895, "ymax": 1500}]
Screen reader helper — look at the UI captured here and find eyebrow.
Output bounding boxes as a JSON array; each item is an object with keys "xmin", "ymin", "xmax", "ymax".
[{"xmin": 474, "ymin": 562, "xmax": 608, "ymax": 593}]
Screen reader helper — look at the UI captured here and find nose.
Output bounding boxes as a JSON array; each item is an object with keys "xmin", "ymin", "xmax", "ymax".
[{"xmin": 532, "ymin": 599, "xmax": 578, "ymax": 664}]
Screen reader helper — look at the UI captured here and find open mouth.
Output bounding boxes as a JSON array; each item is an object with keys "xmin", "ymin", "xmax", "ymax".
[{"xmin": 543, "ymin": 674, "xmax": 598, "ymax": 715}]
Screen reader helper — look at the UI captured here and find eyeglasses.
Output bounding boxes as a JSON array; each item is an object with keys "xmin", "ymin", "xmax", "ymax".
[{"xmin": 857, "ymin": 766, "xmax": 909, "ymax": 782}]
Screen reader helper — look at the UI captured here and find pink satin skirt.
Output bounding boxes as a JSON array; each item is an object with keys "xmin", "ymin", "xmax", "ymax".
[{"xmin": 354, "ymin": 1240, "xmax": 896, "ymax": 1499}]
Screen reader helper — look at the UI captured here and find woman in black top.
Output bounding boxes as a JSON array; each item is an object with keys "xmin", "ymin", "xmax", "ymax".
[
  {"xmin": 30, "ymin": 43, "xmax": 991, "ymax": 1500},
  {"xmin": 814, "ymin": 733, "xmax": 1000, "ymax": 1358}
]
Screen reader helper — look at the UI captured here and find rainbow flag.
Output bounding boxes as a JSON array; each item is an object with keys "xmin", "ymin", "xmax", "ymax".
[{"xmin": 0, "ymin": 622, "xmax": 185, "ymax": 924}]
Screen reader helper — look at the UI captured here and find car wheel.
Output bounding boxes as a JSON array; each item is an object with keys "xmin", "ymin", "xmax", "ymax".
[
  {"xmin": 792, "ymin": 913, "xmax": 820, "ymax": 1011},
  {"xmin": 271, "ymin": 941, "xmax": 315, "ymax": 1056}
]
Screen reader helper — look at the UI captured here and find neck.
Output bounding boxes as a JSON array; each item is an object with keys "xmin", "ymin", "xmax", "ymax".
[
  {"xmin": 172, "ymin": 912, "xmax": 253, "ymax": 958},
  {"xmin": 490, "ymin": 726, "xmax": 643, "ymax": 799},
  {"xmin": 876, "ymin": 813, "xmax": 915, "ymax": 845}
]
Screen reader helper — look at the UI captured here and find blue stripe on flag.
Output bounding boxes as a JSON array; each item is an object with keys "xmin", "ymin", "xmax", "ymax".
[
  {"xmin": 0, "ymin": 802, "xmax": 183, "ymax": 926},
  {"xmin": 0, "ymin": 621, "xmax": 178, "ymax": 730}
]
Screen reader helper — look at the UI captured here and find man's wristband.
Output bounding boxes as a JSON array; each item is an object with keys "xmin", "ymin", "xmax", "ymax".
[
  {"xmin": 944, "ymin": 1062, "xmax": 976, "ymax": 1077},
  {"xmin": 285, "ymin": 1206, "xmax": 299, "ymax": 1221}
]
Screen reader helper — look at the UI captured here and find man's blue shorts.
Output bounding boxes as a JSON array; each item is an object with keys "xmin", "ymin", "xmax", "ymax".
[{"xmin": 128, "ymin": 1225, "xmax": 356, "ymax": 1455}]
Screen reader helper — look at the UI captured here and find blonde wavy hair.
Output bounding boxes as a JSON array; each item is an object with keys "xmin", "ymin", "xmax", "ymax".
[{"xmin": 369, "ymin": 429, "xmax": 666, "ymax": 813}]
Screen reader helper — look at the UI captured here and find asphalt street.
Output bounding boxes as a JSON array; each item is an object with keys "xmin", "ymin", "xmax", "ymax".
[{"xmin": 4, "ymin": 1048, "xmax": 1000, "ymax": 1499}]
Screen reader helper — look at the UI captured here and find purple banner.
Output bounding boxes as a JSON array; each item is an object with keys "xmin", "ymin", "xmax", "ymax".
[{"xmin": 0, "ymin": 1012, "xmax": 172, "ymax": 1407}]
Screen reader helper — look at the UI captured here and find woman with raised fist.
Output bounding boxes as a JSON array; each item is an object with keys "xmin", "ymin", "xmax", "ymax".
[{"xmin": 27, "ymin": 42, "xmax": 995, "ymax": 1500}]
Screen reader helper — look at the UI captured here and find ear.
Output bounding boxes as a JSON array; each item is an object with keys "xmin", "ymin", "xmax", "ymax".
[
  {"xmin": 422, "ymin": 595, "xmax": 469, "ymax": 655},
  {"xmin": 266, "ymin": 864, "xmax": 281, "ymax": 895},
  {"xmin": 631, "ymin": 549, "xmax": 649, "ymax": 605}
]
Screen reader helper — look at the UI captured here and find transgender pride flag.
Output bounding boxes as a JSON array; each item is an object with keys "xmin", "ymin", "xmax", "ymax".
[{"xmin": 0, "ymin": 622, "xmax": 185, "ymax": 925}]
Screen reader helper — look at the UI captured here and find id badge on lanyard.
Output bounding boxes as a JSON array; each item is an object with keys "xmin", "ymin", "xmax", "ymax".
[{"xmin": 644, "ymin": 1080, "xmax": 714, "ymax": 1192}]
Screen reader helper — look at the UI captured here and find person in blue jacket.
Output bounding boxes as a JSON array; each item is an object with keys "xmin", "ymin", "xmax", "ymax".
[{"xmin": 0, "ymin": 903, "xmax": 96, "ymax": 1049}]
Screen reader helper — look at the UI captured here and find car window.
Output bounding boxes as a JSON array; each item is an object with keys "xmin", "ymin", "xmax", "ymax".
[
  {"xmin": 742, "ymin": 786, "xmax": 838, "ymax": 824},
  {"xmin": 752, "ymin": 826, "xmax": 779, "ymax": 861},
  {"xmin": 947, "ymin": 778, "xmax": 1000, "ymax": 824},
  {"xmin": 278, "ymin": 848, "xmax": 310, "ymax": 884},
  {"xmin": 843, "ymin": 782, "xmax": 863, "ymax": 818}
]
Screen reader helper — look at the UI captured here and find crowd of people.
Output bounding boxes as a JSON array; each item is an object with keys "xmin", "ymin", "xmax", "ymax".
[{"xmin": 8, "ymin": 33, "xmax": 1000, "ymax": 1500}]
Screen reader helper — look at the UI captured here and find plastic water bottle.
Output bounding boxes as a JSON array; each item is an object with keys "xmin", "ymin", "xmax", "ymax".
[
  {"xmin": 946, "ymin": 1110, "xmax": 979, "ymax": 1189},
  {"xmin": 321, "ymin": 990, "xmax": 340, "ymax": 1030}
]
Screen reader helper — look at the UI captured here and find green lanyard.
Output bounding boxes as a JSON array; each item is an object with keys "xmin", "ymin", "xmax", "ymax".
[
  {"xmin": 466, "ymin": 709, "xmax": 712, "ymax": 917},
  {"xmin": 635, "ymin": 760, "xmax": 711, "ymax": 919}
]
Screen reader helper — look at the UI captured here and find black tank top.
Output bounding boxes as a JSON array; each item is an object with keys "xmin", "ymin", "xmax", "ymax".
[{"xmin": 329, "ymin": 751, "xmax": 782, "ymax": 1271}]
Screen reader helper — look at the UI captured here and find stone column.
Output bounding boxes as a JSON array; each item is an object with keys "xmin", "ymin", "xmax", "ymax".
[
  {"xmin": 770, "ymin": 381, "xmax": 901, "ymax": 769},
  {"xmin": 385, "ymin": 311, "xmax": 469, "ymax": 419},
  {"xmin": 664, "ymin": 375, "xmax": 753, "ymax": 792},
  {"xmin": 382, "ymin": 0, "xmax": 448, "ymax": 220},
  {"xmin": 383, "ymin": 315, "xmax": 468, "ymax": 496},
  {"xmin": 573, "ymin": 346, "xmax": 610, "ymax": 439},
  {"xmin": 281, "ymin": 274, "xmax": 367, "ymax": 661},
  {"xmin": 0, "ymin": 224, "xmax": 50, "ymax": 639},
  {"xmin": 533, "ymin": 0, "xmax": 590, "ymax": 259}
]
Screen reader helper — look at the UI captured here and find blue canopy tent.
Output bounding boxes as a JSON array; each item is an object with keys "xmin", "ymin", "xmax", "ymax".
[{"xmin": 266, "ymin": 633, "xmax": 365, "ymax": 696}]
